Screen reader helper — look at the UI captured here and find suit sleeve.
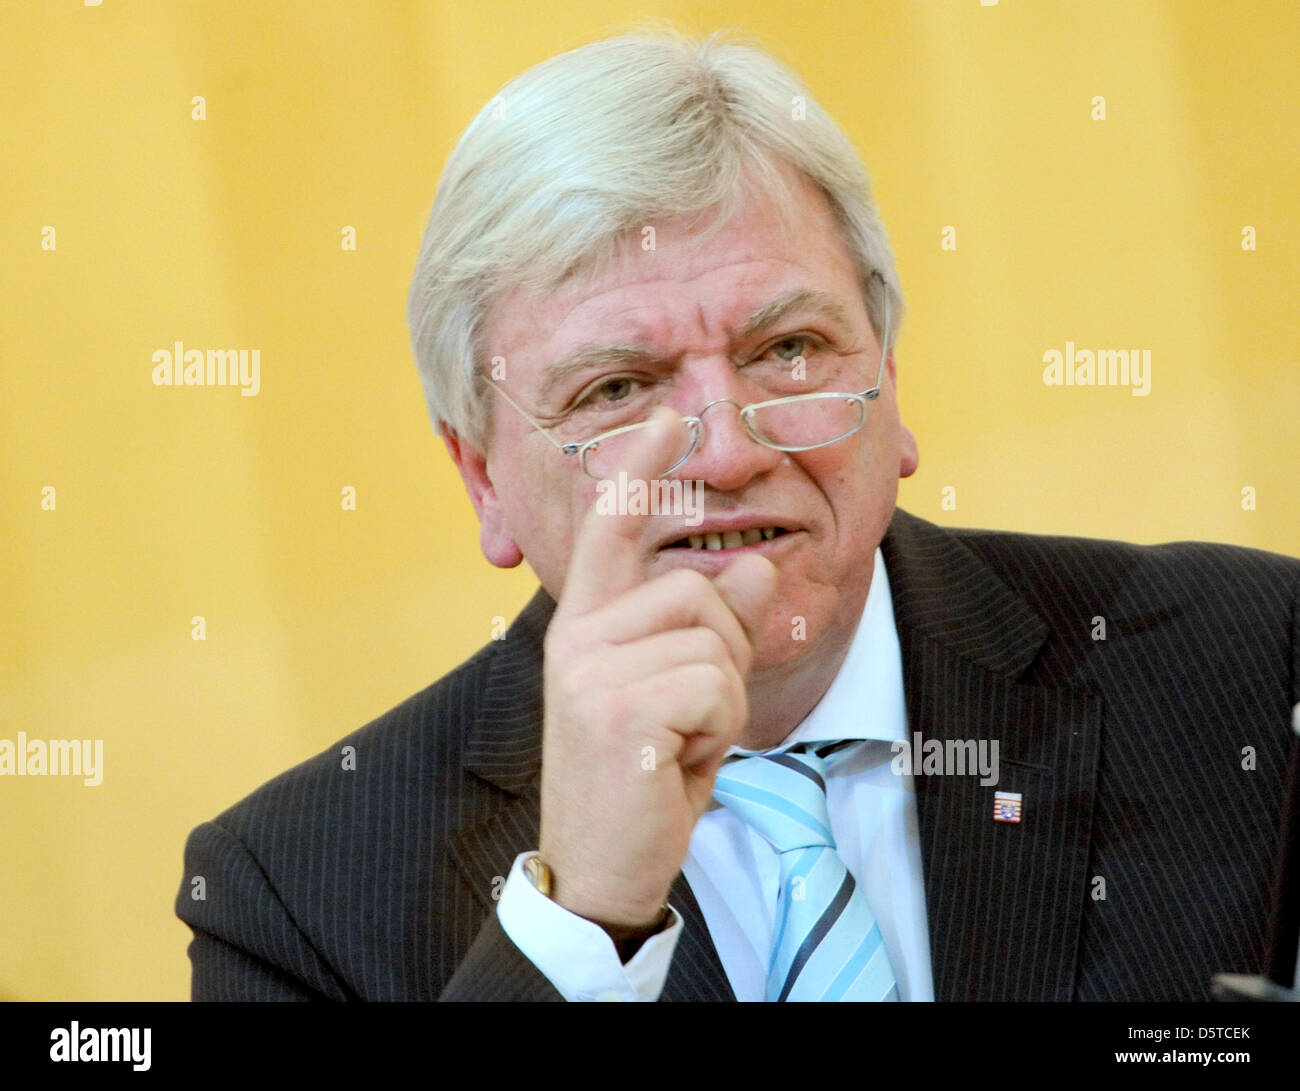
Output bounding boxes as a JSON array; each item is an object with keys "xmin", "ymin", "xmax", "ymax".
[
  {"xmin": 175, "ymin": 819, "xmax": 355, "ymax": 1001},
  {"xmin": 438, "ymin": 912, "xmax": 566, "ymax": 1001}
]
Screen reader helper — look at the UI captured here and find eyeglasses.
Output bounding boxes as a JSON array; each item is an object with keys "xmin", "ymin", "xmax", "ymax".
[{"xmin": 488, "ymin": 270, "xmax": 891, "ymax": 481}]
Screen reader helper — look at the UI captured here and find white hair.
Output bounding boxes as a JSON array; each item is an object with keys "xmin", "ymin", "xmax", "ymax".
[{"xmin": 406, "ymin": 23, "xmax": 905, "ymax": 448}]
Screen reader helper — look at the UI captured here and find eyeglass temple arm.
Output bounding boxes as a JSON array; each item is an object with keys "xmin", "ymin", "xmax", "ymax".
[
  {"xmin": 859, "ymin": 270, "xmax": 890, "ymax": 401},
  {"xmin": 486, "ymin": 378, "xmax": 580, "ymax": 455}
]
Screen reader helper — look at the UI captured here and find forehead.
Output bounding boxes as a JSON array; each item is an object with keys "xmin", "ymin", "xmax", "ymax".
[{"xmin": 483, "ymin": 168, "xmax": 862, "ymax": 389}]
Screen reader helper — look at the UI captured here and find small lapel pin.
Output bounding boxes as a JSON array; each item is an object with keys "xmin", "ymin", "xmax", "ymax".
[{"xmin": 993, "ymin": 791, "xmax": 1023, "ymax": 824}]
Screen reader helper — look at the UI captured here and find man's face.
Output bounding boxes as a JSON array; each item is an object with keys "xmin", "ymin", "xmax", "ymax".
[{"xmin": 450, "ymin": 164, "xmax": 918, "ymax": 676}]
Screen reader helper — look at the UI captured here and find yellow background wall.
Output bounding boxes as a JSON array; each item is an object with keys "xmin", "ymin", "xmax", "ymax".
[{"xmin": 2, "ymin": 1, "xmax": 1296, "ymax": 1001}]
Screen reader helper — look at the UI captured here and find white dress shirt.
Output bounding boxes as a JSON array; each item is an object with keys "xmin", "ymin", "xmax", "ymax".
[{"xmin": 497, "ymin": 548, "xmax": 934, "ymax": 1001}]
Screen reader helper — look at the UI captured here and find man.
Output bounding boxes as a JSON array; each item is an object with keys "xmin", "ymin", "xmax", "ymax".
[{"xmin": 176, "ymin": 27, "xmax": 1300, "ymax": 1001}]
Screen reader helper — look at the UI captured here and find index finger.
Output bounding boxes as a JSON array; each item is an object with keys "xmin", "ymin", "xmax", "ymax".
[{"xmin": 560, "ymin": 406, "xmax": 691, "ymax": 615}]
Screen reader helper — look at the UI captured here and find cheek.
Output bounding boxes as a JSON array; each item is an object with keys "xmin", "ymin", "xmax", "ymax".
[
  {"xmin": 751, "ymin": 573, "xmax": 843, "ymax": 669},
  {"xmin": 800, "ymin": 441, "xmax": 896, "ymax": 590},
  {"xmin": 503, "ymin": 462, "xmax": 597, "ymax": 590},
  {"xmin": 812, "ymin": 436, "xmax": 885, "ymax": 530}
]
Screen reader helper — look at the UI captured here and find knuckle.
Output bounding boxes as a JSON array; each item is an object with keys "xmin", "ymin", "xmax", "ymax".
[
  {"xmin": 554, "ymin": 657, "xmax": 601, "ymax": 706},
  {"xmin": 695, "ymin": 660, "xmax": 730, "ymax": 699},
  {"xmin": 669, "ymin": 566, "xmax": 713, "ymax": 600},
  {"xmin": 685, "ymin": 626, "xmax": 728, "ymax": 665}
]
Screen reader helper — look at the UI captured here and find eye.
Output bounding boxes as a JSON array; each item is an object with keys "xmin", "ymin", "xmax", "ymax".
[
  {"xmin": 765, "ymin": 335, "xmax": 817, "ymax": 363},
  {"xmin": 578, "ymin": 375, "xmax": 643, "ymax": 407}
]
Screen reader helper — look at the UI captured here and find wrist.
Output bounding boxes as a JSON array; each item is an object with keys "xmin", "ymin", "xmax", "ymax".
[
  {"xmin": 530, "ymin": 852, "xmax": 667, "ymax": 925},
  {"xmin": 593, "ymin": 906, "xmax": 671, "ymax": 938},
  {"xmin": 597, "ymin": 906, "xmax": 672, "ymax": 963},
  {"xmin": 524, "ymin": 853, "xmax": 671, "ymax": 960}
]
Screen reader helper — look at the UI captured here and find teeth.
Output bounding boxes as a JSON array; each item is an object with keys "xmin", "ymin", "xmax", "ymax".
[{"xmin": 682, "ymin": 527, "xmax": 783, "ymax": 549}]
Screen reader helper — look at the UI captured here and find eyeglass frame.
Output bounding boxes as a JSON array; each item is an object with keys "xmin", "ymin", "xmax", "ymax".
[{"xmin": 485, "ymin": 269, "xmax": 892, "ymax": 480}]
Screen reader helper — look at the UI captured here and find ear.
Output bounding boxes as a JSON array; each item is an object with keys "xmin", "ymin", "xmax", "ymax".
[
  {"xmin": 442, "ymin": 427, "xmax": 524, "ymax": 569},
  {"xmin": 899, "ymin": 424, "xmax": 919, "ymax": 478},
  {"xmin": 886, "ymin": 351, "xmax": 919, "ymax": 479}
]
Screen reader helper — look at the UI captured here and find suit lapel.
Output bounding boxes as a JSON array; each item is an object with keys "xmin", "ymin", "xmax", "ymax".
[
  {"xmin": 881, "ymin": 509, "xmax": 1102, "ymax": 1001},
  {"xmin": 449, "ymin": 588, "xmax": 735, "ymax": 1000},
  {"xmin": 661, "ymin": 872, "xmax": 736, "ymax": 1001}
]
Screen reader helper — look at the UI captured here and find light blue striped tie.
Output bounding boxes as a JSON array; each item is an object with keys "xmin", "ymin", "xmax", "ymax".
[{"xmin": 713, "ymin": 741, "xmax": 899, "ymax": 1002}]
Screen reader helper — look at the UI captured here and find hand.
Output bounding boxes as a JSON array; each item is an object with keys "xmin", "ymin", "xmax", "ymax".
[{"xmin": 537, "ymin": 407, "xmax": 777, "ymax": 932}]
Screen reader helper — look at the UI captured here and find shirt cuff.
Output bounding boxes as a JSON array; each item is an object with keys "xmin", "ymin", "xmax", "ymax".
[{"xmin": 496, "ymin": 851, "xmax": 683, "ymax": 1001}]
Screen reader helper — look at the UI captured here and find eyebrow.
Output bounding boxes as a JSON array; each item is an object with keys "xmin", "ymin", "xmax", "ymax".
[{"xmin": 535, "ymin": 288, "xmax": 855, "ymax": 407}]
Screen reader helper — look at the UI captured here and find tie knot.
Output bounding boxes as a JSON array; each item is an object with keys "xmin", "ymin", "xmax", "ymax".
[{"xmin": 713, "ymin": 742, "xmax": 848, "ymax": 853}]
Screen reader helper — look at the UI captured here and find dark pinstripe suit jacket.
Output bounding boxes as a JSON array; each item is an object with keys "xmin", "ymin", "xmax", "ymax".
[{"xmin": 175, "ymin": 508, "xmax": 1300, "ymax": 1001}]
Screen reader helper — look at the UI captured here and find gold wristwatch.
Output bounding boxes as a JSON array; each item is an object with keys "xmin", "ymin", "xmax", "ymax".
[{"xmin": 523, "ymin": 854, "xmax": 553, "ymax": 897}]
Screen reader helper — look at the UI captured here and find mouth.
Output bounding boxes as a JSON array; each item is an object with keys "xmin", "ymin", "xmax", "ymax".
[{"xmin": 659, "ymin": 525, "xmax": 792, "ymax": 552}]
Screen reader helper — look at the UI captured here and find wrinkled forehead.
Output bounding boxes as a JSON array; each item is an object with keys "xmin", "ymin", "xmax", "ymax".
[{"xmin": 480, "ymin": 176, "xmax": 858, "ymax": 379}]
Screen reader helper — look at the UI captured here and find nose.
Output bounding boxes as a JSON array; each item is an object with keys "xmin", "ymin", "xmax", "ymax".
[{"xmin": 672, "ymin": 379, "xmax": 783, "ymax": 492}]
